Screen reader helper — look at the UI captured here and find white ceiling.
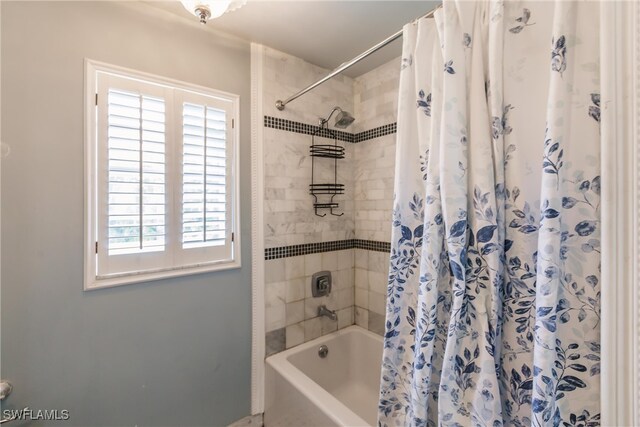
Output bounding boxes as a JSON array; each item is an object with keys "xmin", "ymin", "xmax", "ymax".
[{"xmin": 148, "ymin": 1, "xmax": 441, "ymax": 77}]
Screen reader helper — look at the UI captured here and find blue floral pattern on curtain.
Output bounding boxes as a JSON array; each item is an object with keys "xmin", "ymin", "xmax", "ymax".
[{"xmin": 378, "ymin": 1, "xmax": 601, "ymax": 426}]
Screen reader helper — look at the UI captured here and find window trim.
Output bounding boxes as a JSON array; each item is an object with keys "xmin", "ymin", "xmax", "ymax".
[{"xmin": 84, "ymin": 59, "xmax": 241, "ymax": 291}]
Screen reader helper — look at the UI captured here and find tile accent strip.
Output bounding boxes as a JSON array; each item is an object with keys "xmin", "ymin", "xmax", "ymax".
[
  {"xmin": 264, "ymin": 116, "xmax": 353, "ymax": 142},
  {"xmin": 353, "ymin": 239, "xmax": 391, "ymax": 252},
  {"xmin": 265, "ymin": 239, "xmax": 390, "ymax": 260},
  {"xmin": 264, "ymin": 116, "xmax": 396, "ymax": 143},
  {"xmin": 354, "ymin": 123, "xmax": 397, "ymax": 143}
]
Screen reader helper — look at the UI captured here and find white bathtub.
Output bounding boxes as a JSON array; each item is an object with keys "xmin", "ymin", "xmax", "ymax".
[{"xmin": 264, "ymin": 326, "xmax": 383, "ymax": 427}]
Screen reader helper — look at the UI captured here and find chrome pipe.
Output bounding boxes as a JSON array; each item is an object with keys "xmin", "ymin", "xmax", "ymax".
[
  {"xmin": 275, "ymin": 5, "xmax": 441, "ymax": 111},
  {"xmin": 275, "ymin": 29, "xmax": 402, "ymax": 111}
]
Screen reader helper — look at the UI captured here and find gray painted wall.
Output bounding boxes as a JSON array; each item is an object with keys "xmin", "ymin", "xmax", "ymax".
[{"xmin": 1, "ymin": 2, "xmax": 252, "ymax": 425}]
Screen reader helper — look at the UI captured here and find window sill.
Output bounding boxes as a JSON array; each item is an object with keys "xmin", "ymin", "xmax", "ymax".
[{"xmin": 84, "ymin": 259, "xmax": 241, "ymax": 291}]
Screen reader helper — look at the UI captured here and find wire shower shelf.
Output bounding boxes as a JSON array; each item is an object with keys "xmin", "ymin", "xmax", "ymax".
[{"xmin": 309, "ymin": 126, "xmax": 344, "ymax": 217}]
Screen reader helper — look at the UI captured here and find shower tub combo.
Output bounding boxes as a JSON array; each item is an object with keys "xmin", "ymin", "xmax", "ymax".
[{"xmin": 264, "ymin": 326, "xmax": 383, "ymax": 427}]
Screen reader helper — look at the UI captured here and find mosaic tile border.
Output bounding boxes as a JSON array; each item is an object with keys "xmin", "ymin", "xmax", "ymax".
[
  {"xmin": 264, "ymin": 116, "xmax": 396, "ymax": 143},
  {"xmin": 353, "ymin": 123, "xmax": 397, "ymax": 143},
  {"xmin": 352, "ymin": 239, "xmax": 391, "ymax": 252},
  {"xmin": 264, "ymin": 116, "xmax": 353, "ymax": 142},
  {"xmin": 264, "ymin": 239, "xmax": 390, "ymax": 260}
]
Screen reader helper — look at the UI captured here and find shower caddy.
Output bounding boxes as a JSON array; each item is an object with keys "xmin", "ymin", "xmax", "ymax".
[{"xmin": 309, "ymin": 123, "xmax": 344, "ymax": 217}]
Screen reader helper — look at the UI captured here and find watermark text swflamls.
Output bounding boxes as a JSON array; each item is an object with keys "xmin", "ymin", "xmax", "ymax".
[{"xmin": 2, "ymin": 407, "xmax": 70, "ymax": 421}]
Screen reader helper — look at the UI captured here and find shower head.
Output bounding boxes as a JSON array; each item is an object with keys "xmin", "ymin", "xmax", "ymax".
[
  {"xmin": 319, "ymin": 107, "xmax": 356, "ymax": 129},
  {"xmin": 334, "ymin": 110, "xmax": 355, "ymax": 129}
]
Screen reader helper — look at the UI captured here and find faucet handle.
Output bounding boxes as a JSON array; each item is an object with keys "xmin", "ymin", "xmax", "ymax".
[{"xmin": 311, "ymin": 271, "xmax": 332, "ymax": 297}]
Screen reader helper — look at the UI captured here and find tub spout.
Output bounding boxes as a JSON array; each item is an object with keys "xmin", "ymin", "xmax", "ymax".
[{"xmin": 318, "ymin": 305, "xmax": 337, "ymax": 321}]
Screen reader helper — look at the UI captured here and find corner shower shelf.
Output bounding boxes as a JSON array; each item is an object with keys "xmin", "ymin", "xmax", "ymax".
[{"xmin": 310, "ymin": 127, "xmax": 344, "ymax": 217}]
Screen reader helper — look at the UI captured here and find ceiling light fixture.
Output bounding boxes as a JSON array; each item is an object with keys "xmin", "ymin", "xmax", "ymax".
[{"xmin": 179, "ymin": 0, "xmax": 247, "ymax": 24}]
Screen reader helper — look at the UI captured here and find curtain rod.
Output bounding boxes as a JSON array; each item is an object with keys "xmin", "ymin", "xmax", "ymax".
[{"xmin": 275, "ymin": 4, "xmax": 442, "ymax": 111}]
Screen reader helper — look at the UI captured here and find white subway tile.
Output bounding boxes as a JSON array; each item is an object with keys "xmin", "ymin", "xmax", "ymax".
[
  {"xmin": 304, "ymin": 317, "xmax": 322, "ymax": 342},
  {"xmin": 285, "ymin": 277, "xmax": 305, "ymax": 303},
  {"xmin": 355, "ymin": 307, "xmax": 369, "ymax": 329},
  {"xmin": 320, "ymin": 316, "xmax": 338, "ymax": 335},
  {"xmin": 354, "ymin": 249, "xmax": 368, "ymax": 269},
  {"xmin": 337, "ymin": 288, "xmax": 354, "ymax": 310},
  {"xmin": 321, "ymin": 251, "xmax": 338, "ymax": 271},
  {"xmin": 355, "ymin": 268, "xmax": 368, "ymax": 290},
  {"xmin": 285, "ymin": 301, "xmax": 304, "ymax": 326},
  {"xmin": 284, "ymin": 256, "xmax": 305, "ymax": 280},
  {"xmin": 304, "ymin": 253, "xmax": 322, "ymax": 276},
  {"xmin": 265, "ymin": 259, "xmax": 286, "ymax": 283},
  {"xmin": 355, "ymin": 287, "xmax": 369, "ymax": 308},
  {"xmin": 337, "ymin": 249, "xmax": 354, "ymax": 270},
  {"xmin": 369, "ymin": 271, "xmax": 387, "ymax": 295},
  {"xmin": 368, "ymin": 291, "xmax": 387, "ymax": 315},
  {"xmin": 286, "ymin": 323, "xmax": 305, "ymax": 349},
  {"xmin": 266, "ymin": 304, "xmax": 285, "ymax": 332},
  {"xmin": 337, "ymin": 307, "xmax": 354, "ymax": 329}
]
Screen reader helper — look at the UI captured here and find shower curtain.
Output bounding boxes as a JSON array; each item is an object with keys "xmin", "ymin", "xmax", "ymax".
[{"xmin": 379, "ymin": 1, "xmax": 601, "ymax": 426}]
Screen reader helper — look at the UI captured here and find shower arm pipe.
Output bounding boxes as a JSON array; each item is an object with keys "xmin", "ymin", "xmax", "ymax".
[
  {"xmin": 319, "ymin": 106, "xmax": 343, "ymax": 127},
  {"xmin": 275, "ymin": 4, "xmax": 442, "ymax": 111}
]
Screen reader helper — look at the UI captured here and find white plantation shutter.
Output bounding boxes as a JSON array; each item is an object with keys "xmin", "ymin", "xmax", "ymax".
[
  {"xmin": 90, "ymin": 66, "xmax": 238, "ymax": 286},
  {"xmin": 175, "ymin": 91, "xmax": 234, "ymax": 265},
  {"xmin": 96, "ymin": 73, "xmax": 173, "ymax": 277},
  {"xmin": 107, "ymin": 89, "xmax": 166, "ymax": 255}
]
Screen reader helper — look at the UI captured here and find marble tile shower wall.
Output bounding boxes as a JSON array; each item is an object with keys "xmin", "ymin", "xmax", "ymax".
[
  {"xmin": 261, "ymin": 46, "xmax": 401, "ymax": 355},
  {"xmin": 353, "ymin": 58, "xmax": 401, "ymax": 133},
  {"xmin": 262, "ymin": 47, "xmax": 356, "ymax": 355},
  {"xmin": 263, "ymin": 126, "xmax": 355, "ymax": 247},
  {"xmin": 265, "ymin": 251, "xmax": 355, "ymax": 355},
  {"xmin": 262, "ymin": 46, "xmax": 354, "ymax": 124},
  {"xmin": 262, "ymin": 46, "xmax": 355, "ymax": 248},
  {"xmin": 353, "ymin": 58, "xmax": 400, "ymax": 335}
]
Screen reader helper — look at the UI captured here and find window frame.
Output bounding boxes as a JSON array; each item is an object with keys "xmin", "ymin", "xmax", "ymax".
[{"xmin": 84, "ymin": 59, "xmax": 241, "ymax": 290}]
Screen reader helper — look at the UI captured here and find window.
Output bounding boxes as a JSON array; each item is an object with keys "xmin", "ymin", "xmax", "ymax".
[{"xmin": 85, "ymin": 61, "xmax": 240, "ymax": 290}]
